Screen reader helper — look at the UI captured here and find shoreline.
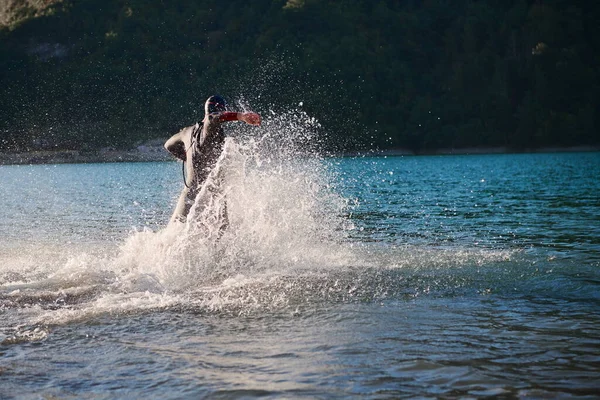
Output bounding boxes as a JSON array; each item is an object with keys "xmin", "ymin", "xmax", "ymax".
[
  {"xmin": 342, "ymin": 145, "xmax": 600, "ymax": 158},
  {"xmin": 0, "ymin": 146, "xmax": 599, "ymax": 166},
  {"xmin": 0, "ymin": 149, "xmax": 173, "ymax": 166}
]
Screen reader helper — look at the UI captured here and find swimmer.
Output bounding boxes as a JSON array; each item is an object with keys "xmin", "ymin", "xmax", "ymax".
[{"xmin": 164, "ymin": 95, "xmax": 261, "ymax": 224}]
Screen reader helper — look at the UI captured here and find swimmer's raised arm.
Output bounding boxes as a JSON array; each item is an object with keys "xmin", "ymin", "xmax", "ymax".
[{"xmin": 216, "ymin": 111, "xmax": 261, "ymax": 126}]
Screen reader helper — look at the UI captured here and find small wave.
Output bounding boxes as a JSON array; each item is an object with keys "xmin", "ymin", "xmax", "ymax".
[{"xmin": 1, "ymin": 325, "xmax": 49, "ymax": 345}]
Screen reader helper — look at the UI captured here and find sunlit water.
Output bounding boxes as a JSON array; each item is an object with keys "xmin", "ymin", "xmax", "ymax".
[{"xmin": 1, "ymin": 126, "xmax": 599, "ymax": 398}]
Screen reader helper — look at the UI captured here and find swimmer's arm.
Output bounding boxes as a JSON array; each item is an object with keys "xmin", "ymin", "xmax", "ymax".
[
  {"xmin": 164, "ymin": 131, "xmax": 187, "ymax": 161},
  {"xmin": 216, "ymin": 112, "xmax": 261, "ymax": 126}
]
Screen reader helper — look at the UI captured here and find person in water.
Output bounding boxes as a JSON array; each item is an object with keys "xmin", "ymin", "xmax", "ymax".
[{"xmin": 164, "ymin": 95, "xmax": 261, "ymax": 224}]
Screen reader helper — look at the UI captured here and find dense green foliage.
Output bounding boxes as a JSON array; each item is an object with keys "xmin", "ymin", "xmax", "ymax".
[{"xmin": 1, "ymin": 0, "xmax": 599, "ymax": 153}]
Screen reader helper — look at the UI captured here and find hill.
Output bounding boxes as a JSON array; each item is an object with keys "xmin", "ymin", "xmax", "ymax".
[{"xmin": 1, "ymin": 0, "xmax": 599, "ymax": 154}]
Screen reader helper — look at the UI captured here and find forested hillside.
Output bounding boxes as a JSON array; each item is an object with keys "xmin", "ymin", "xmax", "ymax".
[{"xmin": 1, "ymin": 0, "xmax": 599, "ymax": 153}]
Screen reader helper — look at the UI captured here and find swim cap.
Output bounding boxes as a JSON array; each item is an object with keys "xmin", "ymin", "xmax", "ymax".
[{"xmin": 205, "ymin": 95, "xmax": 228, "ymax": 114}]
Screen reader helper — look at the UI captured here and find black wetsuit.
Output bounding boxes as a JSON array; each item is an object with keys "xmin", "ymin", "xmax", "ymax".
[{"xmin": 164, "ymin": 113, "xmax": 227, "ymax": 224}]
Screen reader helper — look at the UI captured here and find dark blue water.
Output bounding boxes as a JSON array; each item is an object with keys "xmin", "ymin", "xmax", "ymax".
[{"xmin": 1, "ymin": 151, "xmax": 599, "ymax": 399}]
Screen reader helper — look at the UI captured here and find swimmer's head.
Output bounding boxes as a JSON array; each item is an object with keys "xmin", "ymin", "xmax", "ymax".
[{"xmin": 205, "ymin": 95, "xmax": 228, "ymax": 114}]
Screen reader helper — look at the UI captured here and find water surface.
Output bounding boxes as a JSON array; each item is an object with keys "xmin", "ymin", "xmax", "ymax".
[{"xmin": 1, "ymin": 150, "xmax": 599, "ymax": 399}]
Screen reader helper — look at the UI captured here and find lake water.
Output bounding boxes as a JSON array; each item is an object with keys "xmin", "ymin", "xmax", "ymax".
[{"xmin": 1, "ymin": 130, "xmax": 599, "ymax": 398}]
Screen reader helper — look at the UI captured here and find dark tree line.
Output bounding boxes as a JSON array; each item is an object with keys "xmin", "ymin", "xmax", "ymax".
[{"xmin": 1, "ymin": 0, "xmax": 599, "ymax": 153}]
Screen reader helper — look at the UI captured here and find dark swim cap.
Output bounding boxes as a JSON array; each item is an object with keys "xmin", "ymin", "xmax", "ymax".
[{"xmin": 205, "ymin": 95, "xmax": 228, "ymax": 114}]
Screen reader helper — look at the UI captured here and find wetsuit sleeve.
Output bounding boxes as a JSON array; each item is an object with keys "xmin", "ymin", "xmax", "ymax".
[
  {"xmin": 164, "ymin": 131, "xmax": 187, "ymax": 161},
  {"xmin": 216, "ymin": 112, "xmax": 240, "ymax": 122}
]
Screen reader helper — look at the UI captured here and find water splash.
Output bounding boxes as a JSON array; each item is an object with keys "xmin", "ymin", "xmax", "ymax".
[{"xmin": 119, "ymin": 110, "xmax": 356, "ymax": 289}]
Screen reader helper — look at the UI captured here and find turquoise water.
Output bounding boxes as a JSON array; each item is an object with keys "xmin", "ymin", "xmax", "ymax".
[{"xmin": 1, "ymin": 150, "xmax": 599, "ymax": 399}]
